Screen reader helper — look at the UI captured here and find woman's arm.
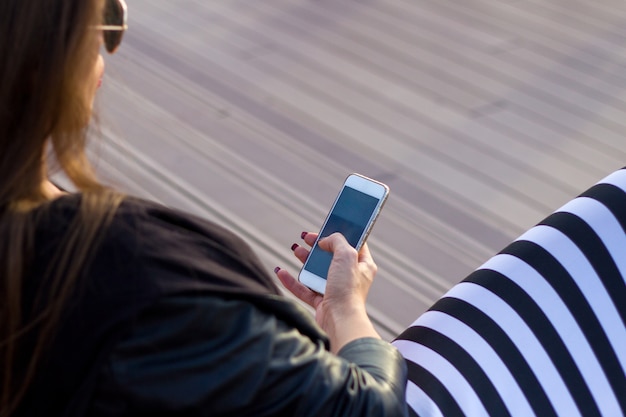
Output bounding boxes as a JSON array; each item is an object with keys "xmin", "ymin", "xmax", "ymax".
[{"xmin": 88, "ymin": 294, "xmax": 407, "ymax": 417}]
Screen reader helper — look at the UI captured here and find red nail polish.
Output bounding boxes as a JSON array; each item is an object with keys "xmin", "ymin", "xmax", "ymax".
[
  {"xmin": 301, "ymin": 231, "xmax": 307, "ymax": 239},
  {"xmin": 291, "ymin": 243, "xmax": 299, "ymax": 251},
  {"xmin": 274, "ymin": 266, "xmax": 281, "ymax": 274}
]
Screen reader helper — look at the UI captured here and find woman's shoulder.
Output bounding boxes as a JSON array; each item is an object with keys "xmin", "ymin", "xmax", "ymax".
[
  {"xmin": 118, "ymin": 196, "xmax": 281, "ymax": 296},
  {"xmin": 36, "ymin": 193, "xmax": 280, "ymax": 297},
  {"xmin": 41, "ymin": 193, "xmax": 247, "ymax": 253},
  {"xmin": 118, "ymin": 196, "xmax": 252, "ymax": 254}
]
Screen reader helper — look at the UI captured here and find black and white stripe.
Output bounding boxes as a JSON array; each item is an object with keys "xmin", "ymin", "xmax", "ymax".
[{"xmin": 394, "ymin": 169, "xmax": 626, "ymax": 417}]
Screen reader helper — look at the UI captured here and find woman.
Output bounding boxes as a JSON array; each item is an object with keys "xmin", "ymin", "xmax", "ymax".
[
  {"xmin": 5, "ymin": 1, "xmax": 624, "ymax": 416},
  {"xmin": 0, "ymin": 0, "xmax": 407, "ymax": 416}
]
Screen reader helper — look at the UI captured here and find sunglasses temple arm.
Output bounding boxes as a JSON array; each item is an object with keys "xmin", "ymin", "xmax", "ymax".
[{"xmin": 94, "ymin": 25, "xmax": 127, "ymax": 31}]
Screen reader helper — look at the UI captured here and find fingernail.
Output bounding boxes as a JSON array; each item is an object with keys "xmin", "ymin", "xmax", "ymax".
[
  {"xmin": 301, "ymin": 231, "xmax": 307, "ymax": 239},
  {"xmin": 274, "ymin": 266, "xmax": 281, "ymax": 274},
  {"xmin": 291, "ymin": 243, "xmax": 299, "ymax": 251}
]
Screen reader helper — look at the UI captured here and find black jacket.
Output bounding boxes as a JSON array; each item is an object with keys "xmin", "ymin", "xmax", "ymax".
[{"xmin": 16, "ymin": 195, "xmax": 408, "ymax": 416}]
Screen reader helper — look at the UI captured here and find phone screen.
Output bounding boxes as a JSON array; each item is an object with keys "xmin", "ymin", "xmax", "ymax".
[{"xmin": 304, "ymin": 186, "xmax": 380, "ymax": 279}]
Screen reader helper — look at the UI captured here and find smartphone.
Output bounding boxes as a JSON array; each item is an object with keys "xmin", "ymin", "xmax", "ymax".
[{"xmin": 298, "ymin": 173, "xmax": 390, "ymax": 294}]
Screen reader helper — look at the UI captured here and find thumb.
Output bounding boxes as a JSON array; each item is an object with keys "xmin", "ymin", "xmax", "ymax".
[{"xmin": 317, "ymin": 232, "xmax": 351, "ymax": 253}]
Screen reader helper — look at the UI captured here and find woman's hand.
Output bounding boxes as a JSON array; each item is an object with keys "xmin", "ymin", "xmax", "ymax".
[{"xmin": 275, "ymin": 232, "xmax": 380, "ymax": 353}]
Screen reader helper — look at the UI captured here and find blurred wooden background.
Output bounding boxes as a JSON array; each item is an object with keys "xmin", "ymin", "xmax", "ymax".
[{"xmin": 68, "ymin": 0, "xmax": 626, "ymax": 340}]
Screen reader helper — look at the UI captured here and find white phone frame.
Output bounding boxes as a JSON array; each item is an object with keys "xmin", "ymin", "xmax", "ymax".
[{"xmin": 298, "ymin": 173, "xmax": 389, "ymax": 294}]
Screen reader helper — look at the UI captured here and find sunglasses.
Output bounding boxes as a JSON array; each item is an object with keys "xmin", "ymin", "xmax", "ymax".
[{"xmin": 93, "ymin": 0, "xmax": 128, "ymax": 54}]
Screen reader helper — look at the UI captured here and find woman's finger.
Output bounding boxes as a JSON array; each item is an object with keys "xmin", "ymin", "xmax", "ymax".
[
  {"xmin": 356, "ymin": 241, "xmax": 374, "ymax": 265},
  {"xmin": 317, "ymin": 232, "xmax": 354, "ymax": 256},
  {"xmin": 301, "ymin": 231, "xmax": 318, "ymax": 247},
  {"xmin": 274, "ymin": 267, "xmax": 321, "ymax": 308},
  {"xmin": 290, "ymin": 243, "xmax": 310, "ymax": 264}
]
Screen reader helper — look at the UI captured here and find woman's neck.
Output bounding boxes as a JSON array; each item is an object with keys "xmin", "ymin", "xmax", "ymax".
[{"xmin": 42, "ymin": 179, "xmax": 66, "ymax": 200}]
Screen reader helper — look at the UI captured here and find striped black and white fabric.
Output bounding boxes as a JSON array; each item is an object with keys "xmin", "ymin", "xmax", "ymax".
[{"xmin": 393, "ymin": 169, "xmax": 626, "ymax": 417}]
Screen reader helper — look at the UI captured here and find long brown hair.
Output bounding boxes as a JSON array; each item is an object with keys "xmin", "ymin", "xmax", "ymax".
[{"xmin": 0, "ymin": 0, "xmax": 123, "ymax": 414}]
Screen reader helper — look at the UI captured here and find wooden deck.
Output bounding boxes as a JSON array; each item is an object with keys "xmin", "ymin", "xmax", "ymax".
[{"xmin": 70, "ymin": 0, "xmax": 626, "ymax": 340}]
